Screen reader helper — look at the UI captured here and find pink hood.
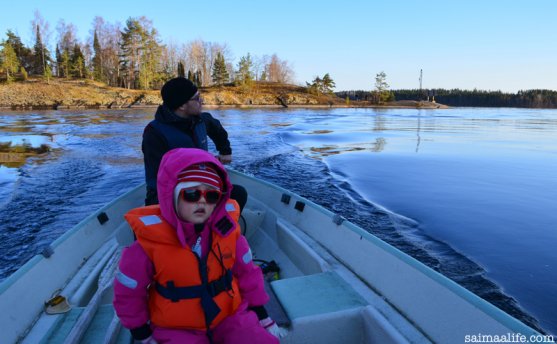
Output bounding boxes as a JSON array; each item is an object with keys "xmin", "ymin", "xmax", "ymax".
[{"xmin": 157, "ymin": 148, "xmax": 235, "ymax": 249}]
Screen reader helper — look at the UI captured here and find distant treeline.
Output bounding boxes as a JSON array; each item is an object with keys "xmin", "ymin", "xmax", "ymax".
[{"xmin": 337, "ymin": 89, "xmax": 557, "ymax": 108}]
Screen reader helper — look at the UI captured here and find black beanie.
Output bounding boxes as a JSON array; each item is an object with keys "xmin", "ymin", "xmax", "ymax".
[{"xmin": 161, "ymin": 78, "xmax": 198, "ymax": 110}]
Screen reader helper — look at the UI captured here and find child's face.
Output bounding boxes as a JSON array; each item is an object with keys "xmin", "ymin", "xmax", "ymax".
[{"xmin": 176, "ymin": 184, "xmax": 220, "ymax": 224}]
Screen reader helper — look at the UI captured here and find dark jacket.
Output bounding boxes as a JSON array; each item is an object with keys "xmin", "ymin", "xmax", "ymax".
[{"xmin": 142, "ymin": 105, "xmax": 231, "ymax": 205}]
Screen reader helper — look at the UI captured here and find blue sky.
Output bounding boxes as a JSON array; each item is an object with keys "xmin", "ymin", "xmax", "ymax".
[{"xmin": 1, "ymin": 0, "xmax": 556, "ymax": 92}]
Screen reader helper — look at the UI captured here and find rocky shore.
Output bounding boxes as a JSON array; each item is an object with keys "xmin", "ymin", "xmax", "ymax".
[{"xmin": 0, "ymin": 78, "xmax": 447, "ymax": 110}]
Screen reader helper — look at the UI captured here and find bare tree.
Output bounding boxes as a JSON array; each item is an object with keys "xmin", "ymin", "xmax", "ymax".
[
  {"xmin": 30, "ymin": 10, "xmax": 51, "ymax": 49},
  {"xmin": 161, "ymin": 38, "xmax": 180, "ymax": 79},
  {"xmin": 182, "ymin": 39, "xmax": 234, "ymax": 86},
  {"xmin": 55, "ymin": 20, "xmax": 78, "ymax": 77},
  {"xmin": 56, "ymin": 20, "xmax": 78, "ymax": 52},
  {"xmin": 89, "ymin": 16, "xmax": 122, "ymax": 86},
  {"xmin": 185, "ymin": 39, "xmax": 208, "ymax": 85},
  {"xmin": 265, "ymin": 54, "xmax": 294, "ymax": 84},
  {"xmin": 252, "ymin": 54, "xmax": 270, "ymax": 81},
  {"xmin": 225, "ymin": 62, "xmax": 234, "ymax": 83}
]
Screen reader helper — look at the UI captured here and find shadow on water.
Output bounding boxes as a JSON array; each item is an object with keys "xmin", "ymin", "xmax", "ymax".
[{"xmin": 237, "ymin": 146, "xmax": 543, "ymax": 333}]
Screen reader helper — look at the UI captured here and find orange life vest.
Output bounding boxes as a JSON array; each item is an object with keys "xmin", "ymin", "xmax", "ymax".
[{"xmin": 124, "ymin": 200, "xmax": 242, "ymax": 330}]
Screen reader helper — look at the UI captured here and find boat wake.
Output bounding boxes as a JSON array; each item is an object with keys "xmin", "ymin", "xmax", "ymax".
[
  {"xmin": 0, "ymin": 156, "xmax": 105, "ymax": 280},
  {"xmin": 237, "ymin": 147, "xmax": 543, "ymax": 333}
]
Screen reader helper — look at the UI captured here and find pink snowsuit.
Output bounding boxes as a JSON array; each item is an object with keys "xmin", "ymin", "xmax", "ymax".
[{"xmin": 113, "ymin": 148, "xmax": 278, "ymax": 344}]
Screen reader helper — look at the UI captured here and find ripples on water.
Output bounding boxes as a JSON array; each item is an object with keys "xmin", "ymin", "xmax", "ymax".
[
  {"xmin": 0, "ymin": 107, "xmax": 555, "ymax": 334},
  {"xmin": 0, "ymin": 110, "xmax": 146, "ymax": 279}
]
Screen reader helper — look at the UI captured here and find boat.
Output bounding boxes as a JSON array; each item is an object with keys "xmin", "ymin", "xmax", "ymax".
[{"xmin": 0, "ymin": 169, "xmax": 541, "ymax": 343}]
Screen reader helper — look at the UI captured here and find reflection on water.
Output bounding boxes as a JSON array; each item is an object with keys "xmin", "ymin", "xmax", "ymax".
[
  {"xmin": 307, "ymin": 137, "xmax": 386, "ymax": 157},
  {"xmin": 0, "ymin": 133, "xmax": 53, "ymax": 168},
  {"xmin": 307, "ymin": 129, "xmax": 333, "ymax": 134},
  {"xmin": 0, "ymin": 134, "xmax": 53, "ymax": 147},
  {"xmin": 270, "ymin": 122, "xmax": 293, "ymax": 127}
]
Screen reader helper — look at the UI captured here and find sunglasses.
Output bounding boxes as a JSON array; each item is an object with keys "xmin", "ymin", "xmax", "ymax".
[
  {"xmin": 189, "ymin": 93, "xmax": 201, "ymax": 102},
  {"xmin": 180, "ymin": 188, "xmax": 221, "ymax": 204}
]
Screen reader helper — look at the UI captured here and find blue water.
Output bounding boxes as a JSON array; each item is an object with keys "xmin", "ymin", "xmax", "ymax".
[{"xmin": 0, "ymin": 107, "xmax": 556, "ymax": 335}]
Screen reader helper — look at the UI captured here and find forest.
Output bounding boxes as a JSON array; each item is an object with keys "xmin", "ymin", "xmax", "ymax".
[
  {"xmin": 337, "ymin": 89, "xmax": 557, "ymax": 108},
  {"xmin": 0, "ymin": 13, "xmax": 294, "ymax": 90}
]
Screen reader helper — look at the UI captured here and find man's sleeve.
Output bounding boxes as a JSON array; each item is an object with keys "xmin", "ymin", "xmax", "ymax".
[{"xmin": 201, "ymin": 112, "xmax": 232, "ymax": 155}]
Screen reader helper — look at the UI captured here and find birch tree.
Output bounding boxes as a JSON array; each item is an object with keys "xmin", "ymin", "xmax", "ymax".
[
  {"xmin": 56, "ymin": 19, "xmax": 78, "ymax": 77},
  {"xmin": 90, "ymin": 16, "xmax": 122, "ymax": 86},
  {"xmin": 265, "ymin": 54, "xmax": 294, "ymax": 83}
]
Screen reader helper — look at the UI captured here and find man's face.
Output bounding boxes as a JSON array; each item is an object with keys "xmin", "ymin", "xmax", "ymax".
[{"xmin": 177, "ymin": 92, "xmax": 202, "ymax": 117}]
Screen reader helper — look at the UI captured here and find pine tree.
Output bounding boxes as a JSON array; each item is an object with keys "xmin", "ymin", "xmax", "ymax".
[
  {"xmin": 1, "ymin": 41, "xmax": 20, "ymax": 83},
  {"xmin": 236, "ymin": 53, "xmax": 253, "ymax": 86},
  {"xmin": 177, "ymin": 61, "xmax": 185, "ymax": 77},
  {"xmin": 187, "ymin": 69, "xmax": 193, "ymax": 81},
  {"xmin": 55, "ymin": 45, "xmax": 62, "ymax": 77},
  {"xmin": 211, "ymin": 52, "xmax": 229, "ymax": 86},
  {"xmin": 322, "ymin": 73, "xmax": 335, "ymax": 94},
  {"xmin": 119, "ymin": 17, "xmax": 163, "ymax": 89},
  {"xmin": 61, "ymin": 49, "xmax": 70, "ymax": 78},
  {"xmin": 32, "ymin": 25, "xmax": 45, "ymax": 75},
  {"xmin": 70, "ymin": 44, "xmax": 86, "ymax": 78},
  {"xmin": 32, "ymin": 25, "xmax": 51, "ymax": 78},
  {"xmin": 6, "ymin": 30, "xmax": 33, "ymax": 72},
  {"xmin": 374, "ymin": 71, "xmax": 390, "ymax": 104},
  {"xmin": 306, "ymin": 76, "xmax": 323, "ymax": 95},
  {"xmin": 194, "ymin": 70, "xmax": 202, "ymax": 86},
  {"xmin": 92, "ymin": 31, "xmax": 103, "ymax": 81}
]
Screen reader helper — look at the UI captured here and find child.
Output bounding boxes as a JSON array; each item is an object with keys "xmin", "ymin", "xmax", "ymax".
[{"xmin": 114, "ymin": 148, "xmax": 281, "ymax": 343}]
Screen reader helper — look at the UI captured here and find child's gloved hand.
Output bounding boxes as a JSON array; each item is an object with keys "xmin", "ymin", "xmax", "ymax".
[
  {"xmin": 139, "ymin": 335, "xmax": 158, "ymax": 344},
  {"xmin": 259, "ymin": 317, "xmax": 288, "ymax": 338}
]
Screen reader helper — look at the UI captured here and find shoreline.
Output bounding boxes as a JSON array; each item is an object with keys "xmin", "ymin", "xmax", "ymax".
[
  {"xmin": 0, "ymin": 102, "xmax": 448, "ymax": 111},
  {"xmin": 0, "ymin": 78, "xmax": 448, "ymax": 111}
]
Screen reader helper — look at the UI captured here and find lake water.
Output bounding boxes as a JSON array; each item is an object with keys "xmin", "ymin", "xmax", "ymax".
[{"xmin": 0, "ymin": 107, "xmax": 556, "ymax": 335}]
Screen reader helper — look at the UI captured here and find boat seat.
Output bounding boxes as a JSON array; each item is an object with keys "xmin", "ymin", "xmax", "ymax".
[
  {"xmin": 40, "ymin": 304, "xmax": 131, "ymax": 343},
  {"xmin": 264, "ymin": 279, "xmax": 291, "ymax": 327},
  {"xmin": 270, "ymin": 271, "xmax": 368, "ymax": 320}
]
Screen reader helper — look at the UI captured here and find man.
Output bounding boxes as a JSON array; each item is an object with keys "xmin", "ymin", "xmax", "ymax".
[{"xmin": 142, "ymin": 77, "xmax": 246, "ymax": 208}]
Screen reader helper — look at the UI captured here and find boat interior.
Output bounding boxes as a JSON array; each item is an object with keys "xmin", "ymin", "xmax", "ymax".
[
  {"xmin": 4, "ymin": 171, "xmax": 537, "ymax": 343},
  {"xmin": 19, "ymin": 185, "xmax": 428, "ymax": 344}
]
